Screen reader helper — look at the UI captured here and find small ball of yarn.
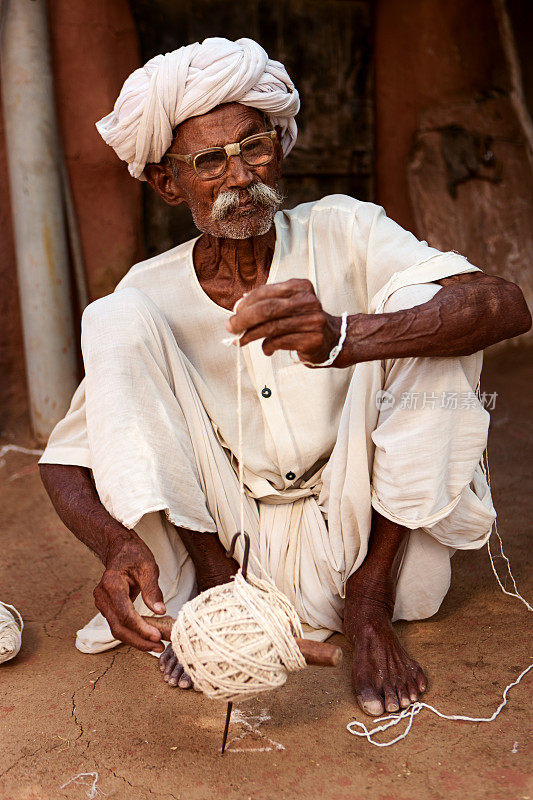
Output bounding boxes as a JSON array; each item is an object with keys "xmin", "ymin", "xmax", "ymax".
[
  {"xmin": 0, "ymin": 602, "xmax": 23, "ymax": 664},
  {"xmin": 171, "ymin": 571, "xmax": 306, "ymax": 701}
]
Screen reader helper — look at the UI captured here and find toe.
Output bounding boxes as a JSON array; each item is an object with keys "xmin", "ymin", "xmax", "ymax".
[
  {"xmin": 406, "ymin": 677, "xmax": 419, "ymax": 702},
  {"xmin": 356, "ymin": 684, "xmax": 385, "ymax": 717},
  {"xmin": 168, "ymin": 663, "xmax": 184, "ymax": 687},
  {"xmin": 383, "ymin": 683, "xmax": 400, "ymax": 713},
  {"xmin": 164, "ymin": 655, "xmax": 178, "ymax": 677},
  {"xmin": 359, "ymin": 697, "xmax": 385, "ymax": 716},
  {"xmin": 178, "ymin": 672, "xmax": 192, "ymax": 689},
  {"xmin": 158, "ymin": 644, "xmax": 172, "ymax": 671},
  {"xmin": 397, "ymin": 683, "xmax": 411, "ymax": 709},
  {"xmin": 416, "ymin": 667, "xmax": 428, "ymax": 694}
]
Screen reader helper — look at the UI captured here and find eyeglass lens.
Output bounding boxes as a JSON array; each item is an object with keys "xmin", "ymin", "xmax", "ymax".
[{"xmin": 194, "ymin": 134, "xmax": 274, "ymax": 178}]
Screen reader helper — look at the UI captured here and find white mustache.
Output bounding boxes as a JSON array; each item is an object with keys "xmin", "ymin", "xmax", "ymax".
[{"xmin": 211, "ymin": 183, "xmax": 283, "ymax": 221}]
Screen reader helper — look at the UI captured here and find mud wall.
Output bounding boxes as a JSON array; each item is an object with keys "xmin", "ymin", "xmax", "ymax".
[
  {"xmin": 47, "ymin": 0, "xmax": 143, "ymax": 301},
  {"xmin": 375, "ymin": 0, "xmax": 533, "ymax": 342},
  {"xmin": 374, "ymin": 0, "xmax": 508, "ymax": 232}
]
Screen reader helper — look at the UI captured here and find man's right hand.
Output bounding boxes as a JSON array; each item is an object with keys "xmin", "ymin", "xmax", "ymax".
[
  {"xmin": 39, "ymin": 464, "xmax": 167, "ymax": 652},
  {"xmin": 93, "ymin": 534, "xmax": 166, "ymax": 652}
]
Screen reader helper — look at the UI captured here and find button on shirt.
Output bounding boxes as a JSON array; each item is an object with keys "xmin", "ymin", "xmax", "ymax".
[{"xmin": 40, "ymin": 195, "xmax": 479, "ymax": 499}]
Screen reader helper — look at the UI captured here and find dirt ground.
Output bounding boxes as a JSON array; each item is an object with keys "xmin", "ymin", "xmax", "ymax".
[{"xmin": 0, "ymin": 348, "xmax": 531, "ymax": 800}]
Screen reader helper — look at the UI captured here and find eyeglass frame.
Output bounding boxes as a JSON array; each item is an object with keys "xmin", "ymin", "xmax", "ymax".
[{"xmin": 165, "ymin": 130, "xmax": 278, "ymax": 180}]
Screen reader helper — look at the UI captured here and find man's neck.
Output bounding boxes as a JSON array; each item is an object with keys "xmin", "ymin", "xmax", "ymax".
[{"xmin": 193, "ymin": 228, "xmax": 276, "ymax": 309}]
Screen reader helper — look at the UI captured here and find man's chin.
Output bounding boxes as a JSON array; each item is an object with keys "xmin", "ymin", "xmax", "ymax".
[{"xmin": 197, "ymin": 210, "xmax": 276, "ymax": 239}]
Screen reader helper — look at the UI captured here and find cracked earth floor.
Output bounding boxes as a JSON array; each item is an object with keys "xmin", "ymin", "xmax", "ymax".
[{"xmin": 0, "ymin": 349, "xmax": 531, "ymax": 800}]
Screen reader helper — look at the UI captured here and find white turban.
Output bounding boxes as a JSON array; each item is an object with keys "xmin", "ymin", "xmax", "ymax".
[{"xmin": 96, "ymin": 37, "xmax": 300, "ymax": 180}]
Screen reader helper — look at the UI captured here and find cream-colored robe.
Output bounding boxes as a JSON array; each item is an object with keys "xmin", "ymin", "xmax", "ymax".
[{"xmin": 39, "ymin": 196, "xmax": 496, "ymax": 652}]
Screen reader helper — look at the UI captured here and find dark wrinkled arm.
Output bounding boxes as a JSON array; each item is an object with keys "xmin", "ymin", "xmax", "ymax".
[
  {"xmin": 335, "ymin": 272, "xmax": 531, "ymax": 366},
  {"xmin": 39, "ymin": 463, "xmax": 166, "ymax": 651},
  {"xmin": 228, "ymin": 273, "xmax": 531, "ymax": 367},
  {"xmin": 39, "ymin": 463, "xmax": 129, "ymax": 563}
]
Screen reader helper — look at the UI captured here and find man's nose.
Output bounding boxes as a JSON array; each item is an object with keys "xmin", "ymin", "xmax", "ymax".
[{"xmin": 224, "ymin": 154, "xmax": 254, "ymax": 189}]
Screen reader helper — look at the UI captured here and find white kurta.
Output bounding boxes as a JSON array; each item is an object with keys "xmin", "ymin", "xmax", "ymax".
[{"xmin": 39, "ymin": 195, "xmax": 496, "ymax": 652}]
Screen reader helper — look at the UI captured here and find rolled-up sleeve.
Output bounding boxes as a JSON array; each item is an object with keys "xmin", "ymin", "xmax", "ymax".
[
  {"xmin": 359, "ymin": 204, "xmax": 480, "ymax": 314},
  {"xmin": 38, "ymin": 379, "xmax": 91, "ymax": 469}
]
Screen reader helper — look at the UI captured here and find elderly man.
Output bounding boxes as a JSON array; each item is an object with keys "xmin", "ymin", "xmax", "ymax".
[{"xmin": 39, "ymin": 37, "xmax": 530, "ymax": 717}]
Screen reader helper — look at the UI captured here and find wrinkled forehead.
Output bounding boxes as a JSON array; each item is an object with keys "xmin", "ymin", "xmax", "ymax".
[{"xmin": 170, "ymin": 102, "xmax": 268, "ymax": 152}]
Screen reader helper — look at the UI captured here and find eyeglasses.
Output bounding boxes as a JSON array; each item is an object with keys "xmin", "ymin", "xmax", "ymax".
[{"xmin": 165, "ymin": 130, "xmax": 278, "ymax": 180}]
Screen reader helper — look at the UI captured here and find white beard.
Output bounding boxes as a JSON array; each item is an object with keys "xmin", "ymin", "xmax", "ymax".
[{"xmin": 190, "ymin": 182, "xmax": 283, "ymax": 239}]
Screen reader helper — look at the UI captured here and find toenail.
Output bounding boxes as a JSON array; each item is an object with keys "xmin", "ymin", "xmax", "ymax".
[
  {"xmin": 362, "ymin": 700, "xmax": 384, "ymax": 716},
  {"xmin": 169, "ymin": 678, "xmax": 177, "ymax": 686}
]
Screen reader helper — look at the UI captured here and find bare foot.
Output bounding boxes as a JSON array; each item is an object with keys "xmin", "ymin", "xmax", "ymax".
[
  {"xmin": 158, "ymin": 642, "xmax": 194, "ymax": 689},
  {"xmin": 344, "ymin": 580, "xmax": 427, "ymax": 716}
]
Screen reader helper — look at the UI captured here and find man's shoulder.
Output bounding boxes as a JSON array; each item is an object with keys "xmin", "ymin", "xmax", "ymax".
[
  {"xmin": 115, "ymin": 237, "xmax": 198, "ymax": 291},
  {"xmin": 280, "ymin": 194, "xmax": 381, "ymax": 229}
]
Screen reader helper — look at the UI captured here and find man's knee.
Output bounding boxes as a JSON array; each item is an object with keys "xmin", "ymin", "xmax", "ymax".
[
  {"xmin": 82, "ymin": 287, "xmax": 153, "ymax": 329},
  {"xmin": 81, "ymin": 288, "xmax": 162, "ymax": 353}
]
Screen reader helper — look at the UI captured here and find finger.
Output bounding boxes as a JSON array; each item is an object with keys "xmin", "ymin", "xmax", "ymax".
[
  {"xmin": 234, "ymin": 278, "xmax": 315, "ymax": 308},
  {"xmin": 104, "ymin": 607, "xmax": 164, "ymax": 652},
  {"xmin": 104, "ymin": 576, "xmax": 163, "ymax": 643},
  {"xmin": 228, "ymin": 295, "xmax": 318, "ymax": 335},
  {"xmin": 262, "ymin": 332, "xmax": 324, "ymax": 358},
  {"xmin": 239, "ymin": 312, "xmax": 326, "ymax": 347},
  {"xmin": 137, "ymin": 564, "xmax": 166, "ymax": 616}
]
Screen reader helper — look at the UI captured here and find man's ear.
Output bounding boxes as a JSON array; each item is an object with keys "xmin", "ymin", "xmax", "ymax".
[
  {"xmin": 144, "ymin": 162, "xmax": 186, "ymax": 207},
  {"xmin": 273, "ymin": 125, "xmax": 284, "ymax": 177}
]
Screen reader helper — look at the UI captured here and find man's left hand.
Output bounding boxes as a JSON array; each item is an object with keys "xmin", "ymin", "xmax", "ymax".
[{"xmin": 226, "ymin": 278, "xmax": 342, "ymax": 366}]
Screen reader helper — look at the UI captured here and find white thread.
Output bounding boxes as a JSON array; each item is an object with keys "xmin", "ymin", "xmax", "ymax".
[
  {"xmin": 0, "ymin": 444, "xmax": 43, "ymax": 468},
  {"xmin": 170, "ymin": 322, "xmax": 306, "ymax": 701},
  {"xmin": 482, "ymin": 448, "xmax": 532, "ymax": 611},
  {"xmin": 60, "ymin": 772, "xmax": 105, "ymax": 798},
  {"xmin": 224, "ymin": 707, "xmax": 286, "ymax": 752},
  {"xmin": 347, "ymin": 664, "xmax": 532, "ymax": 747},
  {"xmin": 347, "ymin": 440, "xmax": 532, "ymax": 746},
  {"xmin": 237, "ymin": 340, "xmax": 245, "ymax": 538},
  {"xmin": 0, "ymin": 601, "xmax": 23, "ymax": 664},
  {"xmin": 296, "ymin": 311, "xmax": 348, "ymax": 367},
  {"xmin": 221, "ymin": 293, "xmax": 247, "ymax": 534},
  {"xmin": 170, "ymin": 570, "xmax": 306, "ymax": 701}
]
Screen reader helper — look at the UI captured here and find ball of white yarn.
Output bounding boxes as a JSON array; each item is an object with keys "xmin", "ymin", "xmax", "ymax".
[
  {"xmin": 171, "ymin": 571, "xmax": 306, "ymax": 701},
  {"xmin": 0, "ymin": 602, "xmax": 23, "ymax": 664}
]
